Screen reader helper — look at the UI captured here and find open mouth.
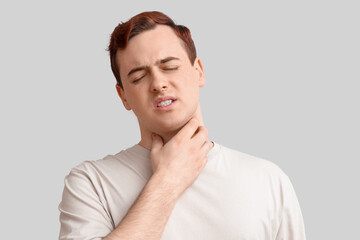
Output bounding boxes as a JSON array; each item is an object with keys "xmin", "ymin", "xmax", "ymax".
[
  {"xmin": 157, "ymin": 99, "xmax": 174, "ymax": 107},
  {"xmin": 154, "ymin": 97, "xmax": 177, "ymax": 110}
]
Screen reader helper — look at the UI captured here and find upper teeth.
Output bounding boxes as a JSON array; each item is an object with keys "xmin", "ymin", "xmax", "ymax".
[{"xmin": 158, "ymin": 100, "xmax": 173, "ymax": 107}]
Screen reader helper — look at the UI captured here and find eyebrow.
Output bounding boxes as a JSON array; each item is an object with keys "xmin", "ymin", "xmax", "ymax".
[
  {"xmin": 159, "ymin": 56, "xmax": 180, "ymax": 64},
  {"xmin": 127, "ymin": 56, "xmax": 180, "ymax": 77}
]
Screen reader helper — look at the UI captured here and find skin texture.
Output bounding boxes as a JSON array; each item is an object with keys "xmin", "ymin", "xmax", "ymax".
[
  {"xmin": 116, "ymin": 25, "xmax": 206, "ymax": 149},
  {"xmin": 104, "ymin": 25, "xmax": 213, "ymax": 240}
]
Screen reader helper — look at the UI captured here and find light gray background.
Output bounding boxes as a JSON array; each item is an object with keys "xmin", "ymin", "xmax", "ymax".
[{"xmin": 0, "ymin": 0, "xmax": 359, "ymax": 239}]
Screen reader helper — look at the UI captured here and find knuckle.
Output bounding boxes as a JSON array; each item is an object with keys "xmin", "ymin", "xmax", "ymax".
[
  {"xmin": 201, "ymin": 127, "xmax": 209, "ymax": 138},
  {"xmin": 173, "ymin": 135, "xmax": 184, "ymax": 146},
  {"xmin": 189, "ymin": 144, "xmax": 198, "ymax": 153},
  {"xmin": 197, "ymin": 126, "xmax": 208, "ymax": 139}
]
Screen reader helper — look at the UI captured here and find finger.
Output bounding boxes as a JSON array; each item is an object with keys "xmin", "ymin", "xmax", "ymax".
[
  {"xmin": 151, "ymin": 133, "xmax": 164, "ymax": 152},
  {"xmin": 173, "ymin": 118, "xmax": 200, "ymax": 142},
  {"xmin": 191, "ymin": 126, "xmax": 208, "ymax": 145},
  {"xmin": 202, "ymin": 156, "xmax": 209, "ymax": 167},
  {"xmin": 197, "ymin": 157, "xmax": 209, "ymax": 175},
  {"xmin": 200, "ymin": 140, "xmax": 213, "ymax": 157}
]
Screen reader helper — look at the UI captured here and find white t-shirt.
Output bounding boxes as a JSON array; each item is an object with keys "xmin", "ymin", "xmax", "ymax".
[{"xmin": 59, "ymin": 142, "xmax": 306, "ymax": 239}]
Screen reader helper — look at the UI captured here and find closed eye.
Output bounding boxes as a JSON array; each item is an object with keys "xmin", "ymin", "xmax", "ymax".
[
  {"xmin": 132, "ymin": 75, "xmax": 145, "ymax": 83},
  {"xmin": 163, "ymin": 66, "xmax": 179, "ymax": 71}
]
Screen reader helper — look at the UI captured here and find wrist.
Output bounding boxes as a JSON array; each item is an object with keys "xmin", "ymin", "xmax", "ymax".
[{"xmin": 150, "ymin": 171, "xmax": 183, "ymax": 201}]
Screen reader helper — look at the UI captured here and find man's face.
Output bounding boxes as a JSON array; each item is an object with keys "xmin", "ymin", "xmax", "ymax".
[{"xmin": 116, "ymin": 25, "xmax": 205, "ymax": 135}]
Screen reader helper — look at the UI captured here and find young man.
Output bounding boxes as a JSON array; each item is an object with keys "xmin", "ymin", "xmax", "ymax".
[{"xmin": 59, "ymin": 11, "xmax": 306, "ymax": 240}]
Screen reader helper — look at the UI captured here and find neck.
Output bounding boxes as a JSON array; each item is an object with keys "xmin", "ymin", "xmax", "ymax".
[{"xmin": 138, "ymin": 106, "xmax": 205, "ymax": 150}]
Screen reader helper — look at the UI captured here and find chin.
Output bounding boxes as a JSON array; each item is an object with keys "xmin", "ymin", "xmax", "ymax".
[
  {"xmin": 154, "ymin": 115, "xmax": 191, "ymax": 133},
  {"xmin": 159, "ymin": 119, "xmax": 187, "ymax": 131}
]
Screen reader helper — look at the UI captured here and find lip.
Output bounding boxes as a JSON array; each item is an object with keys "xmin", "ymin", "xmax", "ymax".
[{"xmin": 154, "ymin": 96, "xmax": 177, "ymax": 111}]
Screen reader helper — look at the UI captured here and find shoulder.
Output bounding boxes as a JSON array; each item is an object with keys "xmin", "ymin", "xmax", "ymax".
[
  {"xmin": 64, "ymin": 144, "xmax": 152, "ymax": 188},
  {"xmin": 220, "ymin": 144, "xmax": 285, "ymax": 172},
  {"xmin": 67, "ymin": 153, "xmax": 120, "ymax": 178},
  {"xmin": 215, "ymin": 143, "xmax": 292, "ymax": 186},
  {"xmin": 62, "ymin": 154, "xmax": 119, "ymax": 194}
]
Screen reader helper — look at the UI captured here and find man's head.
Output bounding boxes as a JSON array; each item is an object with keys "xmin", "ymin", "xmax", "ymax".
[
  {"xmin": 108, "ymin": 11, "xmax": 197, "ymax": 89},
  {"xmin": 107, "ymin": 11, "xmax": 206, "ymax": 147}
]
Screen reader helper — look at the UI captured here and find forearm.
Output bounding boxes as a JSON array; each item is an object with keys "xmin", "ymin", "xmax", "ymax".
[
  {"xmin": 104, "ymin": 172, "xmax": 180, "ymax": 240},
  {"xmin": 104, "ymin": 120, "xmax": 211, "ymax": 240}
]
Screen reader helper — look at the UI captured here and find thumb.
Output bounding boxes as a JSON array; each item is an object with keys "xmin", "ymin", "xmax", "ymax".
[{"xmin": 151, "ymin": 133, "xmax": 163, "ymax": 152}]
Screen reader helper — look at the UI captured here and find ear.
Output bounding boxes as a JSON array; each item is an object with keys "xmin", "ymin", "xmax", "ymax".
[
  {"xmin": 193, "ymin": 57, "xmax": 206, "ymax": 87},
  {"xmin": 116, "ymin": 84, "xmax": 132, "ymax": 111}
]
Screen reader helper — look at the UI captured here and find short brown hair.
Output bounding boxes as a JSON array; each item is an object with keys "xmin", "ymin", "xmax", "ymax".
[{"xmin": 108, "ymin": 11, "xmax": 197, "ymax": 89}]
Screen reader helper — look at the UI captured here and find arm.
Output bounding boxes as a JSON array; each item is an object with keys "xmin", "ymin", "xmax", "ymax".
[
  {"xmin": 103, "ymin": 171, "xmax": 179, "ymax": 240},
  {"xmin": 104, "ymin": 118, "xmax": 212, "ymax": 240}
]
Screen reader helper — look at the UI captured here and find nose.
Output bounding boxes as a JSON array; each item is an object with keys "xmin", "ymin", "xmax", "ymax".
[{"xmin": 150, "ymin": 69, "xmax": 168, "ymax": 93}]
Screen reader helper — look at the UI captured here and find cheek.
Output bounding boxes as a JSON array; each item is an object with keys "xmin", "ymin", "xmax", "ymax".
[
  {"xmin": 180, "ymin": 71, "xmax": 197, "ymax": 87},
  {"xmin": 185, "ymin": 72, "xmax": 201, "ymax": 92},
  {"xmin": 127, "ymin": 89, "xmax": 149, "ymax": 110}
]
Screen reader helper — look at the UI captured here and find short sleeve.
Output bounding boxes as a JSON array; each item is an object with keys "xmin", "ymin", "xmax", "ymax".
[
  {"xmin": 275, "ymin": 175, "xmax": 306, "ymax": 240},
  {"xmin": 59, "ymin": 167, "xmax": 114, "ymax": 240}
]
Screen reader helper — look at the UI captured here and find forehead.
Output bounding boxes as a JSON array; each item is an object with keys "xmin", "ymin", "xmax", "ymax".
[{"xmin": 116, "ymin": 25, "xmax": 189, "ymax": 77}]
